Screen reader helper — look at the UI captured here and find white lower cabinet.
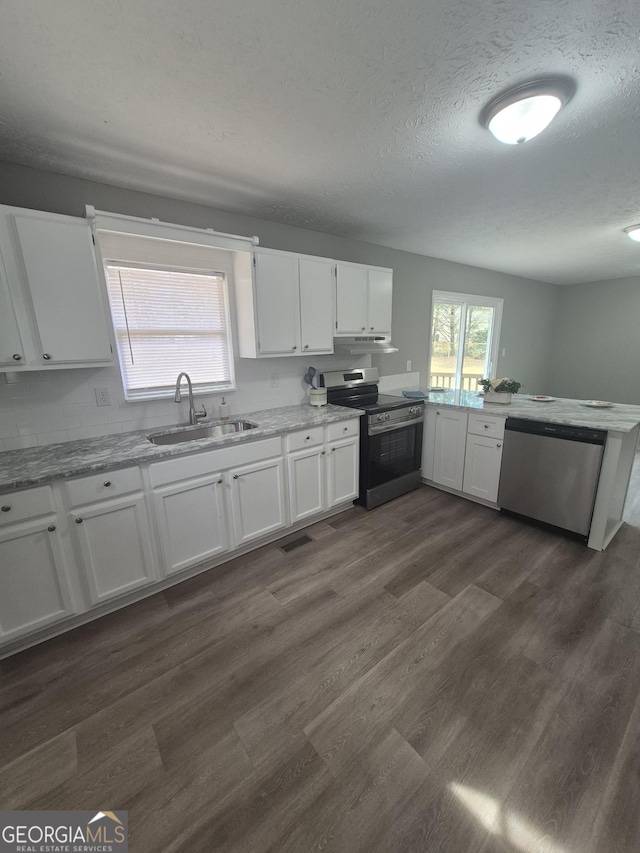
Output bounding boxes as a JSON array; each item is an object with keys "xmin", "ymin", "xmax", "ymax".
[
  {"xmin": 288, "ymin": 446, "xmax": 325, "ymax": 523},
  {"xmin": 70, "ymin": 495, "xmax": 156, "ymax": 605},
  {"xmin": 286, "ymin": 420, "xmax": 360, "ymax": 520},
  {"xmin": 229, "ymin": 457, "xmax": 287, "ymax": 546},
  {"xmin": 326, "ymin": 436, "xmax": 359, "ymax": 506},
  {"xmin": 0, "ymin": 517, "xmax": 75, "ymax": 641},
  {"xmin": 432, "ymin": 409, "xmax": 468, "ymax": 490},
  {"xmin": 153, "ymin": 474, "xmax": 230, "ymax": 576},
  {"xmin": 462, "ymin": 434, "xmax": 503, "ymax": 503}
]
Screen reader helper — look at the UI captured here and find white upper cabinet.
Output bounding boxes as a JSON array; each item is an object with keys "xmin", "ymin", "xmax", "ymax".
[
  {"xmin": 335, "ymin": 261, "xmax": 393, "ymax": 336},
  {"xmin": 0, "ymin": 205, "xmax": 113, "ymax": 370},
  {"xmin": 236, "ymin": 248, "xmax": 334, "ymax": 358}
]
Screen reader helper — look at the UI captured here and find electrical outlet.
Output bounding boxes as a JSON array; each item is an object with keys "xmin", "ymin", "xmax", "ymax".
[
  {"xmin": 406, "ymin": 360, "xmax": 412, "ymax": 372},
  {"xmin": 270, "ymin": 373, "xmax": 279, "ymax": 388},
  {"xmin": 94, "ymin": 386, "xmax": 111, "ymax": 407}
]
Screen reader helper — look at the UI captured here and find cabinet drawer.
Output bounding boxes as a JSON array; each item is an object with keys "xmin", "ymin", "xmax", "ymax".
[
  {"xmin": 285, "ymin": 426, "xmax": 324, "ymax": 452},
  {"xmin": 0, "ymin": 485, "xmax": 55, "ymax": 526},
  {"xmin": 66, "ymin": 466, "xmax": 142, "ymax": 507},
  {"xmin": 327, "ymin": 419, "xmax": 360, "ymax": 442},
  {"xmin": 467, "ymin": 413, "xmax": 505, "ymax": 439},
  {"xmin": 149, "ymin": 437, "xmax": 282, "ymax": 488}
]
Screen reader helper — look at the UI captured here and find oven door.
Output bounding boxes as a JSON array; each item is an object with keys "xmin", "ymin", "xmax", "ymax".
[{"xmin": 364, "ymin": 418, "xmax": 424, "ymax": 489}]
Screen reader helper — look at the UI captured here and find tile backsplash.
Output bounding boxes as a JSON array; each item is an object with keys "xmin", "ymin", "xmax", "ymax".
[{"xmin": 0, "ymin": 354, "xmax": 371, "ymax": 450}]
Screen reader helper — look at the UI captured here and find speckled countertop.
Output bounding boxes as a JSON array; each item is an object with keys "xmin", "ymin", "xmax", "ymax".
[
  {"xmin": 0, "ymin": 404, "xmax": 363, "ymax": 493},
  {"xmin": 388, "ymin": 388, "xmax": 640, "ymax": 433}
]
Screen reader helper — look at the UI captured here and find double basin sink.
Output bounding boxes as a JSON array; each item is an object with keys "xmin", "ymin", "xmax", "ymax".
[{"xmin": 147, "ymin": 420, "xmax": 257, "ymax": 446}]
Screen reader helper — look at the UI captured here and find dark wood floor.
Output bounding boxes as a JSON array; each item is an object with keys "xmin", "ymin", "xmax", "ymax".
[{"xmin": 3, "ymin": 459, "xmax": 640, "ymax": 852}]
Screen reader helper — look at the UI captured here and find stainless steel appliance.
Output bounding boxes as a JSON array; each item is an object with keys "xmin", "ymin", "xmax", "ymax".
[
  {"xmin": 321, "ymin": 367, "xmax": 424, "ymax": 509},
  {"xmin": 497, "ymin": 418, "xmax": 606, "ymax": 538}
]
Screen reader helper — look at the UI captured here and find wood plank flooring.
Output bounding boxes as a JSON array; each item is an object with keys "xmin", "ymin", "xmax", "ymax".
[{"xmin": 3, "ymin": 461, "xmax": 640, "ymax": 852}]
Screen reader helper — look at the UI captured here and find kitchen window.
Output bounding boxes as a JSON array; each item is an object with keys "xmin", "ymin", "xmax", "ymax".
[
  {"xmin": 93, "ymin": 213, "xmax": 246, "ymax": 402},
  {"xmin": 429, "ymin": 291, "xmax": 503, "ymax": 390}
]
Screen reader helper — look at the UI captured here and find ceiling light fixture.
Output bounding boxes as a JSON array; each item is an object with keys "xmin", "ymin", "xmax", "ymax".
[
  {"xmin": 624, "ymin": 225, "xmax": 640, "ymax": 242},
  {"xmin": 480, "ymin": 77, "xmax": 575, "ymax": 145}
]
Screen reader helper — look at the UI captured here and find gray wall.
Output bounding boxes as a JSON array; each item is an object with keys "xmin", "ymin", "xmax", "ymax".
[
  {"xmin": 0, "ymin": 160, "xmax": 558, "ymax": 392},
  {"xmin": 550, "ymin": 275, "xmax": 640, "ymax": 404}
]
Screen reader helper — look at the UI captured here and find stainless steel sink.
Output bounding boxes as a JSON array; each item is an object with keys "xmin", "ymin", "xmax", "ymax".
[{"xmin": 147, "ymin": 420, "xmax": 257, "ymax": 445}]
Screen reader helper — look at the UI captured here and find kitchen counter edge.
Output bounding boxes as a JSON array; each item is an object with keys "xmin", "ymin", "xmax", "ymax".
[{"xmin": 0, "ymin": 404, "xmax": 363, "ymax": 492}]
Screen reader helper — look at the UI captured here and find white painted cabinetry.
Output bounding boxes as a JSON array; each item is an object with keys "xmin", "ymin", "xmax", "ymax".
[
  {"xmin": 0, "ymin": 205, "xmax": 113, "ymax": 369},
  {"xmin": 423, "ymin": 407, "xmax": 505, "ymax": 505},
  {"xmin": 66, "ymin": 467, "xmax": 156, "ymax": 605},
  {"xmin": 237, "ymin": 248, "xmax": 334, "ymax": 357},
  {"xmin": 229, "ymin": 457, "xmax": 287, "ymax": 545},
  {"xmin": 153, "ymin": 474, "xmax": 230, "ymax": 576},
  {"xmin": 0, "ymin": 486, "xmax": 75, "ymax": 641},
  {"xmin": 286, "ymin": 419, "xmax": 360, "ymax": 521},
  {"xmin": 432, "ymin": 408, "xmax": 468, "ymax": 491},
  {"xmin": 462, "ymin": 414, "xmax": 505, "ymax": 503},
  {"xmin": 335, "ymin": 261, "xmax": 392, "ymax": 335}
]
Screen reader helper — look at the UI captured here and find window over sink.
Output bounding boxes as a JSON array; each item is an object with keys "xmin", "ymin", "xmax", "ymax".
[{"xmin": 94, "ymin": 215, "xmax": 242, "ymax": 401}]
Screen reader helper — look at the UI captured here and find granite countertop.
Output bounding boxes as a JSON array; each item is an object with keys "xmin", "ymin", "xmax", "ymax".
[
  {"xmin": 0, "ymin": 404, "xmax": 363, "ymax": 492},
  {"xmin": 387, "ymin": 388, "xmax": 640, "ymax": 433}
]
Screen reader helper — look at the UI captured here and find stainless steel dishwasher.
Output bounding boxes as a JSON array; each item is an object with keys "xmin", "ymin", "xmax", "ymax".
[{"xmin": 497, "ymin": 418, "xmax": 606, "ymax": 538}]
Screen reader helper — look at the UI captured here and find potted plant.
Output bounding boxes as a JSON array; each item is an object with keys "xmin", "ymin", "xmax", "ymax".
[{"xmin": 479, "ymin": 377, "xmax": 522, "ymax": 404}]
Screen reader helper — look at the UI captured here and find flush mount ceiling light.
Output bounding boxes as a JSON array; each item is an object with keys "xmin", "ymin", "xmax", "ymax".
[
  {"xmin": 480, "ymin": 77, "xmax": 575, "ymax": 145},
  {"xmin": 624, "ymin": 225, "xmax": 640, "ymax": 242}
]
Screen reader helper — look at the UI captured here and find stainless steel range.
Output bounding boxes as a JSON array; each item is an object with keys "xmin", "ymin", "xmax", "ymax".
[{"xmin": 321, "ymin": 367, "xmax": 424, "ymax": 509}]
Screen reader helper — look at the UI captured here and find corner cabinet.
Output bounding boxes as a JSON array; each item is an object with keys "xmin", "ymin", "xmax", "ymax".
[
  {"xmin": 0, "ymin": 205, "xmax": 113, "ymax": 370},
  {"xmin": 335, "ymin": 262, "xmax": 393, "ymax": 336},
  {"xmin": 422, "ymin": 407, "xmax": 505, "ymax": 506},
  {"xmin": 236, "ymin": 248, "xmax": 334, "ymax": 358}
]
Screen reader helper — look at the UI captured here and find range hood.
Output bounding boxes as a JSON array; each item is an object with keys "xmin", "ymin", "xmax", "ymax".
[{"xmin": 334, "ymin": 335, "xmax": 398, "ymax": 355}]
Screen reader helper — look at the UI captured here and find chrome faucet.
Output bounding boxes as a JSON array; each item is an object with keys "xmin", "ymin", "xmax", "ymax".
[{"xmin": 174, "ymin": 372, "xmax": 207, "ymax": 425}]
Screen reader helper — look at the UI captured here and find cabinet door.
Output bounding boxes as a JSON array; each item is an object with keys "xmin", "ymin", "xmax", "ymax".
[
  {"xmin": 326, "ymin": 436, "xmax": 359, "ymax": 506},
  {"xmin": 230, "ymin": 457, "xmax": 287, "ymax": 546},
  {"xmin": 288, "ymin": 446, "xmax": 325, "ymax": 523},
  {"xmin": 299, "ymin": 257, "xmax": 334, "ymax": 354},
  {"xmin": 153, "ymin": 474, "xmax": 229, "ymax": 576},
  {"xmin": 12, "ymin": 214, "xmax": 112, "ymax": 365},
  {"xmin": 0, "ymin": 519, "xmax": 74, "ymax": 641},
  {"xmin": 335, "ymin": 263, "xmax": 367, "ymax": 334},
  {"xmin": 254, "ymin": 251, "xmax": 300, "ymax": 355},
  {"xmin": 367, "ymin": 267, "xmax": 393, "ymax": 334},
  {"xmin": 0, "ymin": 256, "xmax": 25, "ymax": 367},
  {"xmin": 462, "ymin": 434, "xmax": 503, "ymax": 503},
  {"xmin": 71, "ymin": 495, "xmax": 156, "ymax": 605},
  {"xmin": 432, "ymin": 409, "xmax": 468, "ymax": 491}
]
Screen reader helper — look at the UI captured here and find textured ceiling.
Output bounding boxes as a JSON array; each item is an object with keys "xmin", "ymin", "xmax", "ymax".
[{"xmin": 0, "ymin": 0, "xmax": 639, "ymax": 284}]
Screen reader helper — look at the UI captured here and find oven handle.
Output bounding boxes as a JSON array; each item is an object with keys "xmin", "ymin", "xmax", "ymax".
[{"xmin": 368, "ymin": 414, "xmax": 424, "ymax": 436}]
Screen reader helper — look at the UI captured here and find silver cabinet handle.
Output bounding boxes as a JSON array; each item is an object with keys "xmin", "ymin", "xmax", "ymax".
[
  {"xmin": 343, "ymin": 426, "xmax": 348, "ymax": 431},
  {"xmin": 306, "ymin": 435, "xmax": 311, "ymax": 440},
  {"xmin": 292, "ymin": 345, "xmax": 297, "ymax": 350},
  {"xmin": 48, "ymin": 525, "xmax": 56, "ymax": 532},
  {"xmin": 361, "ymin": 326, "xmax": 366, "ymax": 331},
  {"xmin": 321, "ymin": 450, "xmax": 326, "ymax": 455},
  {"xmin": 370, "ymin": 326, "xmax": 374, "ymax": 330},
  {"xmin": 1, "ymin": 505, "xmax": 10, "ymax": 512},
  {"xmin": 42, "ymin": 353, "xmax": 52, "ymax": 360},
  {"xmin": 497, "ymin": 443, "xmax": 502, "ymax": 448},
  {"xmin": 217, "ymin": 478, "xmax": 223, "ymax": 484},
  {"xmin": 332, "ymin": 447, "xmax": 336, "ymax": 452},
  {"xmin": 103, "ymin": 480, "xmax": 111, "ymax": 487},
  {"xmin": 12, "ymin": 353, "xmax": 22, "ymax": 361},
  {"xmin": 304, "ymin": 344, "xmax": 309, "ymax": 349},
  {"xmin": 233, "ymin": 474, "xmax": 239, "ymax": 479},
  {"xmin": 75, "ymin": 517, "xmax": 83, "ymax": 524},
  {"xmin": 436, "ymin": 411, "xmax": 440, "ymax": 415},
  {"xmin": 484, "ymin": 424, "xmax": 489, "ymax": 429}
]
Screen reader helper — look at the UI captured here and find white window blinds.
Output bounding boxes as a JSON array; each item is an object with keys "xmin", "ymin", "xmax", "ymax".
[{"xmin": 98, "ymin": 231, "xmax": 236, "ymax": 401}]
